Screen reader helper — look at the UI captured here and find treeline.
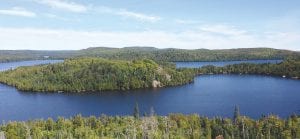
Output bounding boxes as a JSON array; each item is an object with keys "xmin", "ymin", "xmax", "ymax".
[
  {"xmin": 78, "ymin": 47, "xmax": 300, "ymax": 62},
  {"xmin": 197, "ymin": 59, "xmax": 300, "ymax": 78},
  {"xmin": 1, "ymin": 47, "xmax": 300, "ymax": 63},
  {"xmin": 0, "ymin": 113, "xmax": 299, "ymax": 139},
  {"xmin": 0, "ymin": 58, "xmax": 195, "ymax": 92},
  {"xmin": 0, "ymin": 50, "xmax": 77, "ymax": 63}
]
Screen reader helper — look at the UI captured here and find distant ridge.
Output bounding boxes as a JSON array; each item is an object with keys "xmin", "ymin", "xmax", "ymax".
[
  {"xmin": 0, "ymin": 47, "xmax": 299, "ymax": 63},
  {"xmin": 79, "ymin": 47, "xmax": 300, "ymax": 62}
]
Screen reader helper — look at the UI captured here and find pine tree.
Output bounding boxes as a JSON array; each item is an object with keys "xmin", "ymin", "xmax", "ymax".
[
  {"xmin": 233, "ymin": 105, "xmax": 240, "ymax": 124},
  {"xmin": 133, "ymin": 102, "xmax": 140, "ymax": 119}
]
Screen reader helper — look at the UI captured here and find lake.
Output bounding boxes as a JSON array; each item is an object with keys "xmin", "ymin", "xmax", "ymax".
[
  {"xmin": 0, "ymin": 60, "xmax": 63, "ymax": 71},
  {"xmin": 175, "ymin": 59, "xmax": 282, "ymax": 68},
  {"xmin": 0, "ymin": 60, "xmax": 299, "ymax": 121}
]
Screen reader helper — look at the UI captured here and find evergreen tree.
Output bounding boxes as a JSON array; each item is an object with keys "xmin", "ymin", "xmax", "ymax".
[
  {"xmin": 233, "ymin": 105, "xmax": 240, "ymax": 124},
  {"xmin": 0, "ymin": 114, "xmax": 299, "ymax": 138},
  {"xmin": 0, "ymin": 58, "xmax": 195, "ymax": 92},
  {"xmin": 133, "ymin": 102, "xmax": 140, "ymax": 119}
]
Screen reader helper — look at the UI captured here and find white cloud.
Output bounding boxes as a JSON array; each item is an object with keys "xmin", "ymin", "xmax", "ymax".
[
  {"xmin": 35, "ymin": 0, "xmax": 87, "ymax": 13},
  {"xmin": 43, "ymin": 13, "xmax": 70, "ymax": 21},
  {"xmin": 199, "ymin": 24, "xmax": 247, "ymax": 36},
  {"xmin": 0, "ymin": 27, "xmax": 299, "ymax": 51},
  {"xmin": 44, "ymin": 13, "xmax": 59, "ymax": 18},
  {"xmin": 33, "ymin": 0, "xmax": 161, "ymax": 22},
  {"xmin": 175, "ymin": 19, "xmax": 202, "ymax": 24},
  {"xmin": 116, "ymin": 9, "xmax": 161, "ymax": 22},
  {"xmin": 261, "ymin": 31, "xmax": 300, "ymax": 50},
  {"xmin": 94, "ymin": 6, "xmax": 161, "ymax": 23},
  {"xmin": 0, "ymin": 7, "xmax": 36, "ymax": 17}
]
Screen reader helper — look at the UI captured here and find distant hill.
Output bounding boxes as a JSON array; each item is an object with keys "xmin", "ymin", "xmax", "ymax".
[
  {"xmin": 0, "ymin": 47, "xmax": 299, "ymax": 62},
  {"xmin": 0, "ymin": 50, "xmax": 78, "ymax": 63},
  {"xmin": 80, "ymin": 47, "xmax": 300, "ymax": 61}
]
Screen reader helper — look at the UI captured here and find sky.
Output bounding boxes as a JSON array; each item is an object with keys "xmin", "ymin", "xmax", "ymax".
[{"xmin": 0, "ymin": 0, "xmax": 300, "ymax": 50}]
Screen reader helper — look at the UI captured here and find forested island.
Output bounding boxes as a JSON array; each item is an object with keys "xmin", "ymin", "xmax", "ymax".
[
  {"xmin": 0, "ymin": 58, "xmax": 194, "ymax": 92},
  {"xmin": 0, "ymin": 112, "xmax": 299, "ymax": 139},
  {"xmin": 197, "ymin": 59, "xmax": 300, "ymax": 78},
  {"xmin": 1, "ymin": 57, "xmax": 299, "ymax": 93},
  {"xmin": 1, "ymin": 47, "xmax": 299, "ymax": 63}
]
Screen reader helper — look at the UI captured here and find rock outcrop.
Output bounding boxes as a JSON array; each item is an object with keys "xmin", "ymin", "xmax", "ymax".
[{"xmin": 152, "ymin": 80, "xmax": 162, "ymax": 88}]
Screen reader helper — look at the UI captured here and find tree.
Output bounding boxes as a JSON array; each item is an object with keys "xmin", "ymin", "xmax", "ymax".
[
  {"xmin": 0, "ymin": 58, "xmax": 195, "ymax": 93},
  {"xmin": 233, "ymin": 105, "xmax": 240, "ymax": 124},
  {"xmin": 0, "ymin": 114, "xmax": 298, "ymax": 138},
  {"xmin": 150, "ymin": 106, "xmax": 155, "ymax": 117},
  {"xmin": 133, "ymin": 102, "xmax": 140, "ymax": 119}
]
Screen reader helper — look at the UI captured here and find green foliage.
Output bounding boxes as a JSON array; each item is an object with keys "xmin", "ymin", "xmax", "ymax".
[
  {"xmin": 0, "ymin": 114, "xmax": 299, "ymax": 139},
  {"xmin": 0, "ymin": 50, "xmax": 78, "ymax": 63},
  {"xmin": 78, "ymin": 47, "xmax": 300, "ymax": 62},
  {"xmin": 197, "ymin": 59, "xmax": 300, "ymax": 78},
  {"xmin": 0, "ymin": 58, "xmax": 195, "ymax": 92},
  {"xmin": 70, "ymin": 47, "xmax": 300, "ymax": 61},
  {"xmin": 1, "ymin": 47, "xmax": 299, "ymax": 63}
]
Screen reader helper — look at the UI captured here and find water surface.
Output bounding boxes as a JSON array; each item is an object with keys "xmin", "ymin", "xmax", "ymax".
[
  {"xmin": 0, "ymin": 60, "xmax": 299, "ymax": 121},
  {"xmin": 176, "ymin": 59, "xmax": 282, "ymax": 68},
  {"xmin": 0, "ymin": 60, "xmax": 63, "ymax": 71}
]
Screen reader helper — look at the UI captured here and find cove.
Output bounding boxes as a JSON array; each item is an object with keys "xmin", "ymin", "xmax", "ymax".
[{"xmin": 0, "ymin": 60, "xmax": 299, "ymax": 121}]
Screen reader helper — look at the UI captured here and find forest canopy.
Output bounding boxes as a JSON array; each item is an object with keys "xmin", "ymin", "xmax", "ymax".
[
  {"xmin": 1, "ymin": 58, "xmax": 299, "ymax": 93},
  {"xmin": 0, "ymin": 58, "xmax": 195, "ymax": 92},
  {"xmin": 197, "ymin": 59, "xmax": 300, "ymax": 78},
  {"xmin": 0, "ymin": 114, "xmax": 299, "ymax": 139},
  {"xmin": 1, "ymin": 47, "xmax": 299, "ymax": 63}
]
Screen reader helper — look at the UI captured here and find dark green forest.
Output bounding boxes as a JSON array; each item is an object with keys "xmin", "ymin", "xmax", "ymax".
[
  {"xmin": 0, "ymin": 113, "xmax": 299, "ymax": 139},
  {"xmin": 197, "ymin": 59, "xmax": 300, "ymax": 78},
  {"xmin": 80, "ymin": 47, "xmax": 300, "ymax": 62},
  {"xmin": 0, "ymin": 50, "xmax": 300, "ymax": 138},
  {"xmin": 1, "ymin": 47, "xmax": 299, "ymax": 63},
  {"xmin": 1, "ymin": 58, "xmax": 299, "ymax": 93},
  {"xmin": 0, "ymin": 58, "xmax": 194, "ymax": 92}
]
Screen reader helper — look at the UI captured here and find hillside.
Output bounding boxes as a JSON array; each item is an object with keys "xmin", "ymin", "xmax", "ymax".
[
  {"xmin": 0, "ymin": 58, "xmax": 194, "ymax": 92},
  {"xmin": 1, "ymin": 47, "xmax": 299, "ymax": 63},
  {"xmin": 80, "ymin": 47, "xmax": 300, "ymax": 61}
]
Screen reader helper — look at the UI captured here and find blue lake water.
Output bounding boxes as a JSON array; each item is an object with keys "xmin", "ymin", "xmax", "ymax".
[
  {"xmin": 0, "ymin": 60, "xmax": 299, "ymax": 121},
  {"xmin": 175, "ymin": 59, "xmax": 282, "ymax": 68},
  {"xmin": 0, "ymin": 60, "xmax": 63, "ymax": 71}
]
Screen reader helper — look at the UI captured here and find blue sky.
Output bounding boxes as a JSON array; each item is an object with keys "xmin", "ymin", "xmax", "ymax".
[{"xmin": 0, "ymin": 0, "xmax": 299, "ymax": 50}]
